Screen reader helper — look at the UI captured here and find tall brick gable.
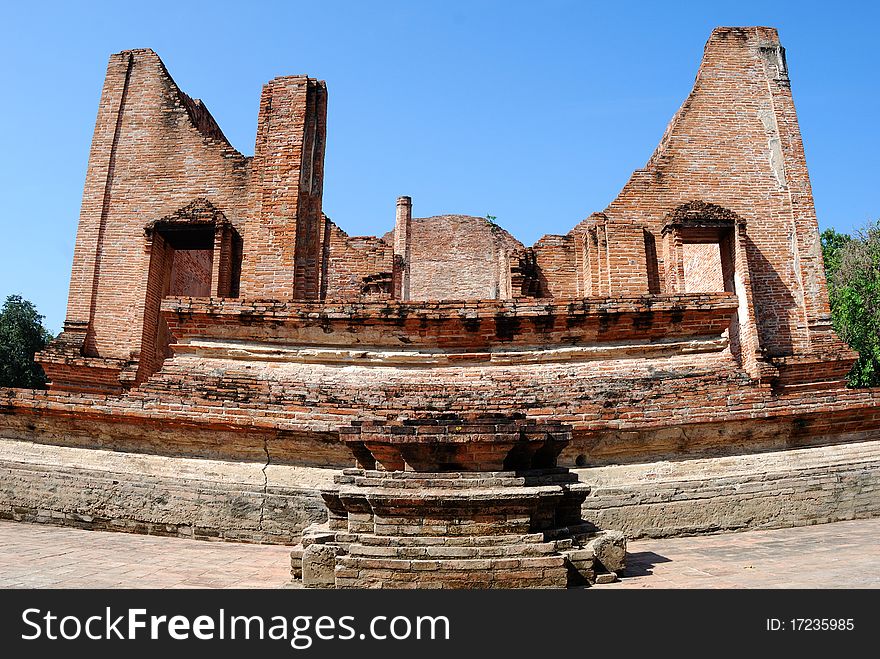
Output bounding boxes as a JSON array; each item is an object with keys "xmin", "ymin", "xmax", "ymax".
[{"xmin": 563, "ymin": 26, "xmax": 850, "ymax": 382}]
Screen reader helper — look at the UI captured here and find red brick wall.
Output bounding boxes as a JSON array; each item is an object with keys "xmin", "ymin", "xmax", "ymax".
[
  {"xmin": 598, "ymin": 27, "xmax": 824, "ymax": 358},
  {"xmin": 531, "ymin": 27, "xmax": 847, "ymax": 375},
  {"xmin": 48, "ymin": 28, "xmax": 850, "ymax": 395},
  {"xmin": 322, "ymin": 219, "xmax": 393, "ymax": 300},
  {"xmin": 161, "ymin": 294, "xmax": 738, "ymax": 350},
  {"xmin": 406, "ymin": 216, "xmax": 523, "ymax": 301},
  {"xmin": 54, "ymin": 51, "xmax": 328, "ymax": 390},
  {"xmin": 533, "ymin": 235, "xmax": 578, "ymax": 298},
  {"xmin": 606, "ymin": 223, "xmax": 651, "ymax": 295},
  {"xmin": 577, "ymin": 219, "xmax": 657, "ymax": 296}
]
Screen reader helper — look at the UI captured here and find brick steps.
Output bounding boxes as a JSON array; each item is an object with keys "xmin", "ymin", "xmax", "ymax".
[
  {"xmin": 347, "ymin": 541, "xmax": 561, "ymax": 559},
  {"xmin": 356, "ymin": 532, "xmax": 547, "ymax": 547},
  {"xmin": 335, "ymin": 555, "xmax": 570, "ymax": 589},
  {"xmin": 350, "ymin": 469, "xmax": 580, "ymax": 489}
]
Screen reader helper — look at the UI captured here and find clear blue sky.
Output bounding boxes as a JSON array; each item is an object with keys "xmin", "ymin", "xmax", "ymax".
[{"xmin": 1, "ymin": 0, "xmax": 877, "ymax": 333}]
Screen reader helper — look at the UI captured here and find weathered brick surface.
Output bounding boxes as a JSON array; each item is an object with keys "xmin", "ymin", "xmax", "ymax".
[
  {"xmin": 323, "ymin": 220, "xmax": 393, "ymax": 300},
  {"xmin": 169, "ymin": 249, "xmax": 213, "ymax": 297},
  {"xmin": 0, "ymin": 437, "xmax": 330, "ymax": 543},
  {"xmin": 568, "ymin": 28, "xmax": 842, "ymax": 375},
  {"xmin": 160, "ymin": 293, "xmax": 738, "ymax": 350},
  {"xmin": 403, "ymin": 215, "xmax": 523, "ymax": 301},
  {"xmin": 1, "ymin": 434, "xmax": 878, "ymax": 547},
  {"xmin": 244, "ymin": 75, "xmax": 327, "ymax": 300},
  {"xmin": 36, "ymin": 27, "xmax": 857, "ymax": 390},
  {"xmin": 38, "ymin": 27, "xmax": 856, "ymax": 396},
  {"xmin": 532, "ymin": 234, "xmax": 578, "ymax": 297},
  {"xmin": 579, "ymin": 439, "xmax": 880, "ymax": 538},
  {"xmin": 682, "ymin": 243, "xmax": 724, "ymax": 292},
  {"xmin": 292, "ymin": 416, "xmax": 602, "ymax": 589}
]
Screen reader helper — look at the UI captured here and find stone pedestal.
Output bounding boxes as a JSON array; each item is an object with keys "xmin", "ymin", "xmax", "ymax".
[{"xmin": 291, "ymin": 414, "xmax": 625, "ymax": 588}]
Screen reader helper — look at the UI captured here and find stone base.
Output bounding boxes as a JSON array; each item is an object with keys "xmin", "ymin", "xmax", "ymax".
[
  {"xmin": 0, "ymin": 437, "xmax": 330, "ymax": 543},
  {"xmin": 4, "ymin": 434, "xmax": 880, "ymax": 546},
  {"xmin": 291, "ymin": 467, "xmax": 626, "ymax": 589}
]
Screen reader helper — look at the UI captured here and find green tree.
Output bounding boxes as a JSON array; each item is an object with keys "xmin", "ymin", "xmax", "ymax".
[
  {"xmin": 0, "ymin": 295, "xmax": 53, "ymax": 389},
  {"xmin": 820, "ymin": 227, "xmax": 851, "ymax": 280},
  {"xmin": 823, "ymin": 221, "xmax": 880, "ymax": 388}
]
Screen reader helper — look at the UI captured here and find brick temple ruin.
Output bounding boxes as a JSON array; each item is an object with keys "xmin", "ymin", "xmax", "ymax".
[{"xmin": 2, "ymin": 26, "xmax": 879, "ymax": 587}]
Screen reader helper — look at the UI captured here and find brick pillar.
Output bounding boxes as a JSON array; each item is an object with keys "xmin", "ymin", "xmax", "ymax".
[
  {"xmin": 211, "ymin": 225, "xmax": 232, "ymax": 297},
  {"xmin": 393, "ymin": 196, "xmax": 412, "ymax": 301},
  {"xmin": 604, "ymin": 222, "xmax": 650, "ymax": 295},
  {"xmin": 241, "ymin": 76, "xmax": 328, "ymax": 300},
  {"xmin": 662, "ymin": 228, "xmax": 685, "ymax": 294}
]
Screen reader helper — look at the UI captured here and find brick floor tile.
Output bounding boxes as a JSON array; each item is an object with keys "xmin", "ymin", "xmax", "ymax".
[{"xmin": 2, "ymin": 518, "xmax": 879, "ymax": 589}]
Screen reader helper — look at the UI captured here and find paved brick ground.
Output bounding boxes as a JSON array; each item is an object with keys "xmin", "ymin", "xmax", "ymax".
[
  {"xmin": 0, "ymin": 517, "xmax": 877, "ymax": 589},
  {"xmin": 604, "ymin": 518, "xmax": 880, "ymax": 589},
  {"xmin": 0, "ymin": 521, "xmax": 292, "ymax": 589}
]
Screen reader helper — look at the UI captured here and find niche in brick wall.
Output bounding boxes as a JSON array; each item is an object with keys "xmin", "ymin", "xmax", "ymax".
[
  {"xmin": 139, "ymin": 199, "xmax": 242, "ymax": 381},
  {"xmin": 144, "ymin": 199, "xmax": 242, "ymax": 300},
  {"xmin": 662, "ymin": 201, "xmax": 738, "ymax": 295},
  {"xmin": 165, "ymin": 227, "xmax": 214, "ymax": 297}
]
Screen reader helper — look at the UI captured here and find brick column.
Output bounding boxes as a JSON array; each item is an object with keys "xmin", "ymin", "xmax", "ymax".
[
  {"xmin": 393, "ymin": 196, "xmax": 412, "ymax": 301},
  {"xmin": 211, "ymin": 225, "xmax": 231, "ymax": 298},
  {"xmin": 241, "ymin": 76, "xmax": 328, "ymax": 300}
]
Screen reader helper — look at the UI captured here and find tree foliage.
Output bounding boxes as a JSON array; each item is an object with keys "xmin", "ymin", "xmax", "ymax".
[
  {"xmin": 823, "ymin": 221, "xmax": 880, "ymax": 388},
  {"xmin": 0, "ymin": 295, "xmax": 53, "ymax": 389},
  {"xmin": 820, "ymin": 228, "xmax": 851, "ymax": 277}
]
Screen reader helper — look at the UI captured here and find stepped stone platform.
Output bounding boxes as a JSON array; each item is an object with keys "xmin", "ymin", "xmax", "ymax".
[{"xmin": 290, "ymin": 415, "xmax": 626, "ymax": 588}]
